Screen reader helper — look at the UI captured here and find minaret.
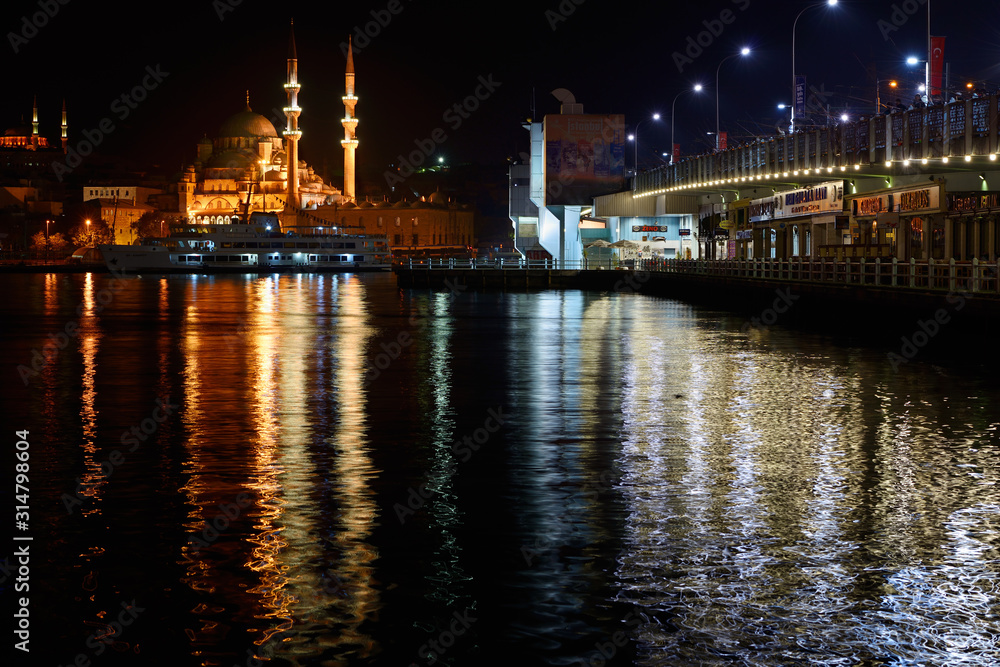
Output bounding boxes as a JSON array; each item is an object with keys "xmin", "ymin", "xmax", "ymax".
[
  {"xmin": 31, "ymin": 95, "xmax": 39, "ymax": 150},
  {"xmin": 283, "ymin": 20, "xmax": 302, "ymax": 213},
  {"xmin": 60, "ymin": 99, "xmax": 68, "ymax": 153},
  {"xmin": 341, "ymin": 36, "xmax": 358, "ymax": 201}
]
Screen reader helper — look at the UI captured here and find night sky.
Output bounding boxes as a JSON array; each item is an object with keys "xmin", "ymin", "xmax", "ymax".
[{"xmin": 3, "ymin": 0, "xmax": 1000, "ymax": 183}]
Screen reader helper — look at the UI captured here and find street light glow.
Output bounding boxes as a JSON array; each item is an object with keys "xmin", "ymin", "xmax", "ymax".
[
  {"xmin": 791, "ymin": 1, "xmax": 840, "ymax": 132},
  {"xmin": 716, "ymin": 48, "xmax": 752, "ymax": 150}
]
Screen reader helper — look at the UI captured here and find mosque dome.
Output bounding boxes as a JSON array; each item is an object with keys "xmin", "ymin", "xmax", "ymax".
[
  {"xmin": 206, "ymin": 149, "xmax": 254, "ymax": 170},
  {"xmin": 4, "ymin": 123, "xmax": 32, "ymax": 137},
  {"xmin": 218, "ymin": 105, "xmax": 278, "ymax": 139}
]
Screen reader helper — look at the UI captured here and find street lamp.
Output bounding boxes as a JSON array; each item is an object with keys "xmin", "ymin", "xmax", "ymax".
[
  {"xmin": 629, "ymin": 113, "xmax": 661, "ymax": 173},
  {"xmin": 670, "ymin": 84, "xmax": 703, "ymax": 164},
  {"xmin": 791, "ymin": 0, "xmax": 838, "ymax": 133},
  {"xmin": 716, "ymin": 47, "xmax": 750, "ymax": 150}
]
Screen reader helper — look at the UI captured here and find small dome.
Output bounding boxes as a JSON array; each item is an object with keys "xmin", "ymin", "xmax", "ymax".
[
  {"xmin": 358, "ymin": 201, "xmax": 373, "ymax": 208},
  {"xmin": 429, "ymin": 191, "xmax": 447, "ymax": 204},
  {"xmin": 4, "ymin": 124, "xmax": 31, "ymax": 137},
  {"xmin": 218, "ymin": 105, "xmax": 278, "ymax": 139}
]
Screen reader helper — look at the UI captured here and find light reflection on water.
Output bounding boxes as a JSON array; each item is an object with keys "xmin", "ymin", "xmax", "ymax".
[{"xmin": 4, "ymin": 272, "xmax": 1000, "ymax": 666}]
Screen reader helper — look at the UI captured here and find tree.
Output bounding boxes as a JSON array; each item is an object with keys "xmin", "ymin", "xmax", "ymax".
[
  {"xmin": 30, "ymin": 231, "xmax": 69, "ymax": 252},
  {"xmin": 133, "ymin": 211, "xmax": 164, "ymax": 239},
  {"xmin": 70, "ymin": 221, "xmax": 111, "ymax": 248}
]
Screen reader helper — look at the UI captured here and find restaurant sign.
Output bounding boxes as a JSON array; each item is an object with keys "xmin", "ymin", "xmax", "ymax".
[
  {"xmin": 632, "ymin": 225, "xmax": 669, "ymax": 232},
  {"xmin": 852, "ymin": 184, "xmax": 941, "ymax": 218},
  {"xmin": 749, "ymin": 180, "xmax": 844, "ymax": 224},
  {"xmin": 947, "ymin": 191, "xmax": 1000, "ymax": 213}
]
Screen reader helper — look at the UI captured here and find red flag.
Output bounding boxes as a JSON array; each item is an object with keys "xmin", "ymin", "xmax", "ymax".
[
  {"xmin": 930, "ymin": 36, "xmax": 945, "ymax": 96},
  {"xmin": 718, "ymin": 131, "xmax": 727, "ymax": 151}
]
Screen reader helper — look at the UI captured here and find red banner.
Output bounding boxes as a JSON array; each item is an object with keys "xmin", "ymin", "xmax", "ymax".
[
  {"xmin": 718, "ymin": 131, "xmax": 727, "ymax": 151},
  {"xmin": 930, "ymin": 36, "xmax": 945, "ymax": 96},
  {"xmin": 672, "ymin": 143, "xmax": 680, "ymax": 163}
]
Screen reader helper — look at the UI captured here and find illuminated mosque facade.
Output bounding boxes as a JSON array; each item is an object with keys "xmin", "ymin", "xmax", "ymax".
[{"xmin": 176, "ymin": 23, "xmax": 475, "ymax": 253}]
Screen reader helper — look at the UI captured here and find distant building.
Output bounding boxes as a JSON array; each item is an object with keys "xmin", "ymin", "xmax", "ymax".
[
  {"xmin": 512, "ymin": 92, "xmax": 627, "ymax": 262},
  {"xmin": 0, "ymin": 97, "xmax": 67, "ymax": 177},
  {"xmin": 170, "ymin": 24, "xmax": 474, "ymax": 253}
]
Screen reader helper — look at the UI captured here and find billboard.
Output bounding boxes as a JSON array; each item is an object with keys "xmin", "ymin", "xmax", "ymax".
[{"xmin": 543, "ymin": 114, "xmax": 626, "ymax": 206}]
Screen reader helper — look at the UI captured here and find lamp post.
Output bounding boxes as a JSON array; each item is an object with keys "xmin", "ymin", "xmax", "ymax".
[
  {"xmin": 716, "ymin": 47, "xmax": 750, "ymax": 151},
  {"xmin": 670, "ymin": 84, "xmax": 703, "ymax": 164},
  {"xmin": 791, "ymin": 0, "xmax": 838, "ymax": 133},
  {"xmin": 876, "ymin": 79, "xmax": 899, "ymax": 114},
  {"xmin": 85, "ymin": 219, "xmax": 91, "ymax": 246},
  {"xmin": 629, "ymin": 113, "xmax": 661, "ymax": 174}
]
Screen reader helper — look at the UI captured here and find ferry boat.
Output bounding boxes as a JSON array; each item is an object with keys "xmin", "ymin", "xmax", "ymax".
[{"xmin": 99, "ymin": 212, "xmax": 392, "ymax": 273}]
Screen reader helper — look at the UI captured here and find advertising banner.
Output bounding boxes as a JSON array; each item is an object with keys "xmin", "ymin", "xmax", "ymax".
[
  {"xmin": 794, "ymin": 75, "xmax": 807, "ymax": 116},
  {"xmin": 543, "ymin": 114, "xmax": 626, "ymax": 205}
]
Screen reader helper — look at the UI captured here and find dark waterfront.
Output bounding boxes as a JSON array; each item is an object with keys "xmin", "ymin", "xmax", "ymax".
[{"xmin": 4, "ymin": 271, "xmax": 1000, "ymax": 666}]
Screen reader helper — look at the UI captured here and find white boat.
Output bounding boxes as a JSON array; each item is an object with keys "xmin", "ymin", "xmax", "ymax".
[{"xmin": 99, "ymin": 213, "xmax": 392, "ymax": 273}]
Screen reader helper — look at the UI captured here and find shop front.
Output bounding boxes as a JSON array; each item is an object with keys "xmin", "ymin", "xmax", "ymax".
[
  {"xmin": 849, "ymin": 183, "xmax": 943, "ymax": 261},
  {"xmin": 946, "ymin": 191, "xmax": 1000, "ymax": 261},
  {"xmin": 748, "ymin": 181, "xmax": 845, "ymax": 259}
]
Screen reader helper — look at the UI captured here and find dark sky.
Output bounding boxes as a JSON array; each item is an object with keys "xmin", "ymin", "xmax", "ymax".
[{"xmin": 3, "ymin": 0, "xmax": 999, "ymax": 183}]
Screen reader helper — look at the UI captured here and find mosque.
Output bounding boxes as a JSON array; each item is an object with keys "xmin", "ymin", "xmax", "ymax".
[{"xmin": 176, "ymin": 23, "xmax": 475, "ymax": 255}]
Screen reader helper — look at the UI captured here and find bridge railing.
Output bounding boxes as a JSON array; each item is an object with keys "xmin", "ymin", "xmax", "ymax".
[
  {"xmin": 402, "ymin": 256, "xmax": 1000, "ymax": 293},
  {"xmin": 633, "ymin": 93, "xmax": 1000, "ymax": 195}
]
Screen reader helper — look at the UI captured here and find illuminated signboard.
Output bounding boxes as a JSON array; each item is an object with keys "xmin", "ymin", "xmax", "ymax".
[
  {"xmin": 632, "ymin": 225, "xmax": 668, "ymax": 232},
  {"xmin": 852, "ymin": 185, "xmax": 941, "ymax": 217},
  {"xmin": 774, "ymin": 181, "xmax": 844, "ymax": 217},
  {"xmin": 543, "ymin": 114, "xmax": 626, "ymax": 205},
  {"xmin": 947, "ymin": 191, "xmax": 1000, "ymax": 212}
]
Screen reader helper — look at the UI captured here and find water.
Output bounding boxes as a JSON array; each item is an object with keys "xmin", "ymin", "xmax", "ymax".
[{"xmin": 3, "ymin": 271, "xmax": 999, "ymax": 666}]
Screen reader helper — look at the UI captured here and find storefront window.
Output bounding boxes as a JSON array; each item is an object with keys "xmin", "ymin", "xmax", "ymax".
[{"xmin": 910, "ymin": 216, "xmax": 923, "ymax": 258}]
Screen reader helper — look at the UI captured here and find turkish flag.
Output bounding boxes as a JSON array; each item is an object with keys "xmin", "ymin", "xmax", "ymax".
[{"xmin": 930, "ymin": 36, "xmax": 945, "ymax": 96}]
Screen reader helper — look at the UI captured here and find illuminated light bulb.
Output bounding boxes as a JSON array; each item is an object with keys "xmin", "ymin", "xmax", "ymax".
[
  {"xmin": 942, "ymin": 156, "xmax": 949, "ymax": 163},
  {"xmin": 965, "ymin": 155, "xmax": 972, "ymax": 162},
  {"xmin": 885, "ymin": 161, "xmax": 892, "ymax": 167},
  {"xmin": 991, "ymin": 154, "xmax": 998, "ymax": 161}
]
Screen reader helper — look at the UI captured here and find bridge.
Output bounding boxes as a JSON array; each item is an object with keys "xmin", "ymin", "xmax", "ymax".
[{"xmin": 615, "ymin": 93, "xmax": 1000, "ymax": 265}]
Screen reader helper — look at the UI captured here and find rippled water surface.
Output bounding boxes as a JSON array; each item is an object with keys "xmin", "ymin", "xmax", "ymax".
[{"xmin": 3, "ymin": 271, "xmax": 999, "ymax": 666}]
